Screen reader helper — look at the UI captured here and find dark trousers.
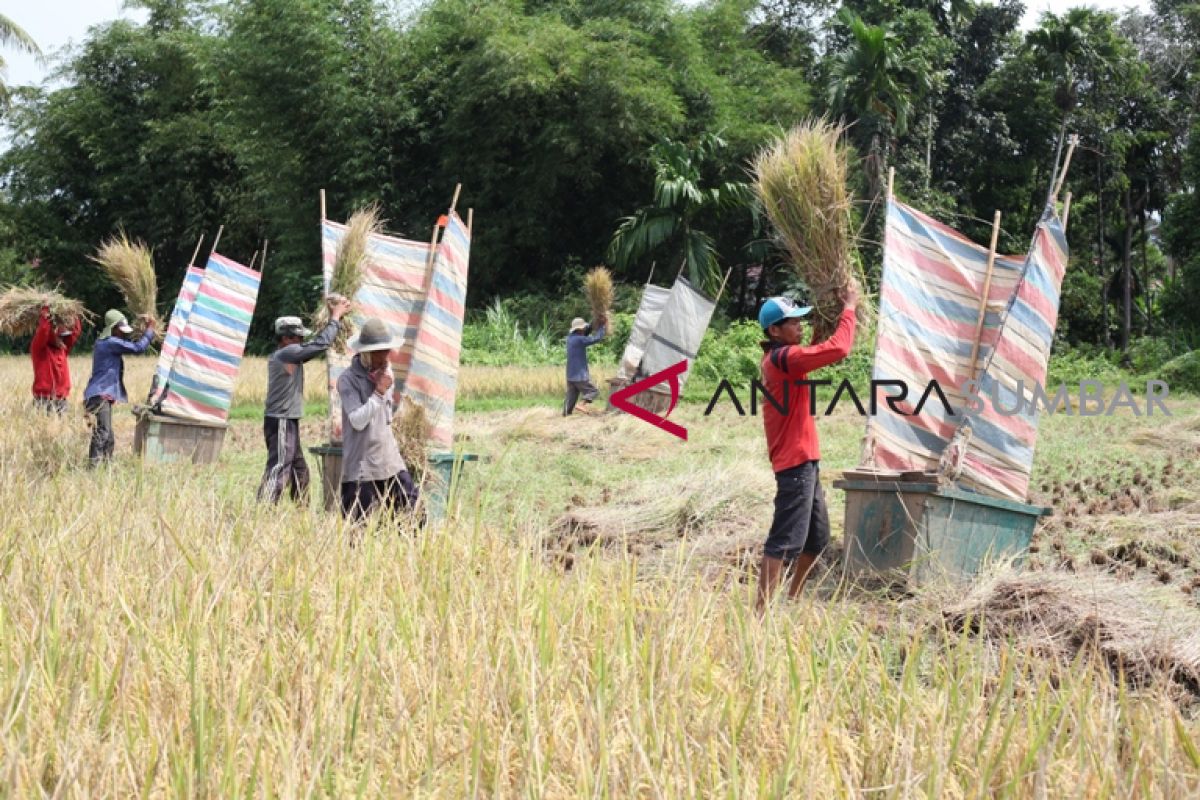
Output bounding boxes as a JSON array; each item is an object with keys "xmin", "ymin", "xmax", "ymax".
[
  {"xmin": 84, "ymin": 396, "xmax": 114, "ymax": 466},
  {"xmin": 340, "ymin": 472, "xmax": 419, "ymax": 522},
  {"xmin": 258, "ymin": 416, "xmax": 310, "ymax": 503},
  {"xmin": 763, "ymin": 461, "xmax": 830, "ymax": 560},
  {"xmin": 34, "ymin": 396, "xmax": 68, "ymax": 415},
  {"xmin": 563, "ymin": 379, "xmax": 599, "ymax": 415}
]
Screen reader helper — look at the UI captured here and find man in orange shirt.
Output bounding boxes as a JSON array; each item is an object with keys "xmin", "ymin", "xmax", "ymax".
[{"xmin": 756, "ymin": 284, "xmax": 858, "ymax": 612}]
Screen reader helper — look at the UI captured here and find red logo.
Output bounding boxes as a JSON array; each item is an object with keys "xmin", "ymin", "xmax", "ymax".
[{"xmin": 610, "ymin": 360, "xmax": 688, "ymax": 441}]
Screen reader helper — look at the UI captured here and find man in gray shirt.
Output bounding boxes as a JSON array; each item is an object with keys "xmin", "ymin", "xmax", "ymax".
[
  {"xmin": 258, "ymin": 295, "xmax": 351, "ymax": 503},
  {"xmin": 337, "ymin": 317, "xmax": 419, "ymax": 521}
]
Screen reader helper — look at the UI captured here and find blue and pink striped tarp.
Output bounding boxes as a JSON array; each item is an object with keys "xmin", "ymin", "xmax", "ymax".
[
  {"xmin": 321, "ymin": 220, "xmax": 433, "ymax": 442},
  {"xmin": 152, "ymin": 265, "xmax": 205, "ymax": 401},
  {"xmin": 157, "ymin": 253, "xmax": 261, "ymax": 424},
  {"xmin": 400, "ymin": 210, "xmax": 470, "ymax": 453},
  {"xmin": 864, "ymin": 199, "xmax": 1067, "ymax": 501}
]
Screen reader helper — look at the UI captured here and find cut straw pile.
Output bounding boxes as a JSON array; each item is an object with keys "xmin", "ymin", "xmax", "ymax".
[
  {"xmin": 392, "ymin": 395, "xmax": 430, "ymax": 485},
  {"xmin": 91, "ymin": 232, "xmax": 159, "ymax": 337},
  {"xmin": 584, "ymin": 266, "xmax": 613, "ymax": 324},
  {"xmin": 318, "ymin": 204, "xmax": 382, "ymax": 353},
  {"xmin": 753, "ymin": 119, "xmax": 868, "ymax": 340},
  {"xmin": 0, "ymin": 285, "xmax": 91, "ymax": 337}
]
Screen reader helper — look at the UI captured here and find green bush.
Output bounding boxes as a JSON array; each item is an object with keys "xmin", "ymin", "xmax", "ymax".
[{"xmin": 1159, "ymin": 350, "xmax": 1200, "ymax": 395}]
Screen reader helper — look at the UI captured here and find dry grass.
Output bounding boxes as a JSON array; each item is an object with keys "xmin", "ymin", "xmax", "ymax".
[
  {"xmin": 318, "ymin": 205, "xmax": 384, "ymax": 353},
  {"xmin": 392, "ymin": 395, "xmax": 430, "ymax": 484},
  {"xmin": 2, "ymin": 356, "xmax": 1200, "ymax": 795},
  {"xmin": 91, "ymin": 231, "xmax": 159, "ymax": 335},
  {"xmin": 0, "ymin": 285, "xmax": 92, "ymax": 337},
  {"xmin": 753, "ymin": 120, "xmax": 870, "ymax": 340},
  {"xmin": 584, "ymin": 266, "xmax": 613, "ymax": 323}
]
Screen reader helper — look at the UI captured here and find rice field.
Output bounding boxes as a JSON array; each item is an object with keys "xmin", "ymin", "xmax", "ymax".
[{"xmin": 2, "ymin": 352, "xmax": 1200, "ymax": 796}]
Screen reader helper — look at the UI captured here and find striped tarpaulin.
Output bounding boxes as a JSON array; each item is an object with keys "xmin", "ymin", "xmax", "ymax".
[
  {"xmin": 152, "ymin": 265, "xmax": 205, "ymax": 401},
  {"xmin": 954, "ymin": 208, "xmax": 1068, "ymax": 500},
  {"xmin": 865, "ymin": 199, "xmax": 1025, "ymax": 478},
  {"xmin": 401, "ymin": 210, "xmax": 470, "ymax": 453},
  {"xmin": 158, "ymin": 253, "xmax": 261, "ymax": 424},
  {"xmin": 321, "ymin": 220, "xmax": 433, "ymax": 442}
]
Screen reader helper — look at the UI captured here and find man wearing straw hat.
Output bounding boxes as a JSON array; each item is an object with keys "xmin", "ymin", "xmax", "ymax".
[
  {"xmin": 563, "ymin": 316, "xmax": 606, "ymax": 416},
  {"xmin": 258, "ymin": 295, "xmax": 352, "ymax": 504},
  {"xmin": 82, "ymin": 309, "xmax": 156, "ymax": 466},
  {"xmin": 30, "ymin": 305, "xmax": 82, "ymax": 414},
  {"xmin": 755, "ymin": 284, "xmax": 858, "ymax": 612},
  {"xmin": 337, "ymin": 317, "xmax": 419, "ymax": 521}
]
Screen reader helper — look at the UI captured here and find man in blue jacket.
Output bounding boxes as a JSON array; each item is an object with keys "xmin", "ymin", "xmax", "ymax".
[
  {"xmin": 83, "ymin": 309, "xmax": 156, "ymax": 466},
  {"xmin": 563, "ymin": 316, "xmax": 606, "ymax": 416}
]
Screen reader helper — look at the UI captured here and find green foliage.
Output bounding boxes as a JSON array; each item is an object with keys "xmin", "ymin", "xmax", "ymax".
[{"xmin": 1160, "ymin": 351, "xmax": 1200, "ymax": 395}]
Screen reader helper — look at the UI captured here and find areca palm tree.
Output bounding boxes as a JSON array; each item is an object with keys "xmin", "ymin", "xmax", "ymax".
[
  {"xmin": 1, "ymin": 13, "xmax": 42, "ymax": 106},
  {"xmin": 608, "ymin": 134, "xmax": 752, "ymax": 294}
]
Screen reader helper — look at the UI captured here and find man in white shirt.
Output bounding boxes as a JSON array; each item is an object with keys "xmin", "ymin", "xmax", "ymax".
[{"xmin": 336, "ymin": 317, "xmax": 419, "ymax": 520}]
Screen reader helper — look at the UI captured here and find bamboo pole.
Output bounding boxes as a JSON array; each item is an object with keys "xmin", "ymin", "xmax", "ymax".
[
  {"xmin": 1062, "ymin": 191, "xmax": 1073, "ymax": 231},
  {"xmin": 320, "ymin": 189, "xmax": 327, "ymax": 222},
  {"xmin": 466, "ymin": 208, "xmax": 473, "ymax": 236},
  {"xmin": 210, "ymin": 225, "xmax": 224, "ymax": 258},
  {"xmin": 714, "ymin": 268, "xmax": 733, "ymax": 302},
  {"xmin": 248, "ymin": 250, "xmax": 259, "ymax": 271},
  {"xmin": 968, "ymin": 210, "xmax": 1002, "ymax": 381},
  {"xmin": 449, "ymin": 183, "xmax": 462, "ymax": 215},
  {"xmin": 425, "ymin": 222, "xmax": 441, "ymax": 275},
  {"xmin": 887, "ymin": 166, "xmax": 895, "ymax": 201},
  {"xmin": 1051, "ymin": 134, "xmax": 1079, "ymax": 202},
  {"xmin": 259, "ymin": 239, "xmax": 269, "ymax": 273},
  {"xmin": 188, "ymin": 234, "xmax": 205, "ymax": 269},
  {"xmin": 646, "ymin": 261, "xmax": 656, "ymax": 287}
]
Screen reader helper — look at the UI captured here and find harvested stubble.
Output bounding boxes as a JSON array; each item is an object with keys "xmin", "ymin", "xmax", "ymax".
[
  {"xmin": 584, "ymin": 266, "xmax": 613, "ymax": 323},
  {"xmin": 945, "ymin": 569, "xmax": 1200, "ymax": 700},
  {"xmin": 0, "ymin": 285, "xmax": 91, "ymax": 337},
  {"xmin": 753, "ymin": 120, "xmax": 870, "ymax": 340},
  {"xmin": 318, "ymin": 204, "xmax": 383, "ymax": 353},
  {"xmin": 91, "ymin": 231, "xmax": 159, "ymax": 336}
]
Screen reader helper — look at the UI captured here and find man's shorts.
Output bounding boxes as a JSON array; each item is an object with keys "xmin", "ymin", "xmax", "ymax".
[{"xmin": 763, "ymin": 460, "xmax": 829, "ymax": 560}]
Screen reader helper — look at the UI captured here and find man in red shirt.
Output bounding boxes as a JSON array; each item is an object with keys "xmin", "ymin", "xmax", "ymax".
[
  {"xmin": 756, "ymin": 284, "xmax": 858, "ymax": 612},
  {"xmin": 30, "ymin": 306, "xmax": 83, "ymax": 414}
]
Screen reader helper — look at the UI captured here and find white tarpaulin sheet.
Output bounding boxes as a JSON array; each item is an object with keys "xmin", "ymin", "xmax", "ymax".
[
  {"xmin": 618, "ymin": 284, "xmax": 671, "ymax": 379},
  {"xmin": 639, "ymin": 276, "xmax": 716, "ymax": 390}
]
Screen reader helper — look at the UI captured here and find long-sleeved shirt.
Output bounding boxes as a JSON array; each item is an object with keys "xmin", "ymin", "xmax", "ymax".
[
  {"xmin": 31, "ymin": 309, "xmax": 81, "ymax": 399},
  {"xmin": 83, "ymin": 329, "xmax": 156, "ymax": 404},
  {"xmin": 337, "ymin": 354, "xmax": 406, "ymax": 482},
  {"xmin": 264, "ymin": 319, "xmax": 340, "ymax": 419},
  {"xmin": 565, "ymin": 326, "xmax": 605, "ymax": 382},
  {"xmin": 760, "ymin": 308, "xmax": 857, "ymax": 473}
]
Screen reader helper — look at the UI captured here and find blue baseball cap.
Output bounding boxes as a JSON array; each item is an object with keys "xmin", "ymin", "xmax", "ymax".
[{"xmin": 758, "ymin": 296, "xmax": 812, "ymax": 330}]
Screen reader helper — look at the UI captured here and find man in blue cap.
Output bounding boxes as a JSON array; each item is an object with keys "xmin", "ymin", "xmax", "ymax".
[
  {"xmin": 756, "ymin": 283, "xmax": 858, "ymax": 612},
  {"xmin": 82, "ymin": 309, "xmax": 157, "ymax": 466}
]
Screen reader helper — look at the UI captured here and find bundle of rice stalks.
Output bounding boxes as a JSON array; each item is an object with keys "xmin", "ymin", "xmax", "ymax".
[
  {"xmin": 91, "ymin": 232, "xmax": 158, "ymax": 337},
  {"xmin": 392, "ymin": 395, "xmax": 430, "ymax": 485},
  {"xmin": 584, "ymin": 266, "xmax": 613, "ymax": 324},
  {"xmin": 317, "ymin": 204, "xmax": 383, "ymax": 353},
  {"xmin": 0, "ymin": 285, "xmax": 92, "ymax": 337},
  {"xmin": 753, "ymin": 119, "xmax": 870, "ymax": 340}
]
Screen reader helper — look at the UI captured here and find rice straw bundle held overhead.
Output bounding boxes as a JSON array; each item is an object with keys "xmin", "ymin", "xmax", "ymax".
[
  {"xmin": 584, "ymin": 266, "xmax": 613, "ymax": 325},
  {"xmin": 753, "ymin": 120, "xmax": 867, "ymax": 340},
  {"xmin": 0, "ymin": 285, "xmax": 92, "ymax": 337},
  {"xmin": 319, "ymin": 204, "xmax": 383, "ymax": 352},
  {"xmin": 91, "ymin": 232, "xmax": 159, "ymax": 337}
]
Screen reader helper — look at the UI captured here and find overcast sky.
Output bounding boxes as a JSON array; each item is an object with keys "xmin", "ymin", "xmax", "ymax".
[{"xmin": 3, "ymin": 0, "xmax": 1155, "ymax": 91}]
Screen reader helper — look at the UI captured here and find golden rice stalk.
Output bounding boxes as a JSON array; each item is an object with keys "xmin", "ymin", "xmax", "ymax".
[
  {"xmin": 753, "ymin": 120, "xmax": 870, "ymax": 340},
  {"xmin": 317, "ymin": 204, "xmax": 383, "ymax": 353},
  {"xmin": 91, "ymin": 232, "xmax": 159, "ymax": 337},
  {"xmin": 391, "ymin": 395, "xmax": 430, "ymax": 485},
  {"xmin": 584, "ymin": 266, "xmax": 613, "ymax": 324},
  {"xmin": 0, "ymin": 285, "xmax": 93, "ymax": 337}
]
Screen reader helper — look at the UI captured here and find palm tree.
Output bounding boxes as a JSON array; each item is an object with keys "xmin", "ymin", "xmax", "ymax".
[
  {"xmin": 0, "ymin": 13, "xmax": 43, "ymax": 106},
  {"xmin": 608, "ymin": 134, "xmax": 752, "ymax": 294},
  {"xmin": 827, "ymin": 10, "xmax": 932, "ymax": 203}
]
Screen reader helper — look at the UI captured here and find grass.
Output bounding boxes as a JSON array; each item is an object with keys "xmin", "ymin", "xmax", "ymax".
[{"xmin": 1, "ymin": 353, "xmax": 1200, "ymax": 795}]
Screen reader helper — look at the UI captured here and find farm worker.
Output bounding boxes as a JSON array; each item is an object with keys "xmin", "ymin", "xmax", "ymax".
[
  {"xmin": 755, "ymin": 284, "xmax": 858, "ymax": 613},
  {"xmin": 257, "ymin": 295, "xmax": 352, "ymax": 504},
  {"xmin": 82, "ymin": 310, "xmax": 156, "ymax": 466},
  {"xmin": 337, "ymin": 317, "xmax": 420, "ymax": 521},
  {"xmin": 30, "ymin": 305, "xmax": 82, "ymax": 414},
  {"xmin": 563, "ymin": 315, "xmax": 606, "ymax": 416}
]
